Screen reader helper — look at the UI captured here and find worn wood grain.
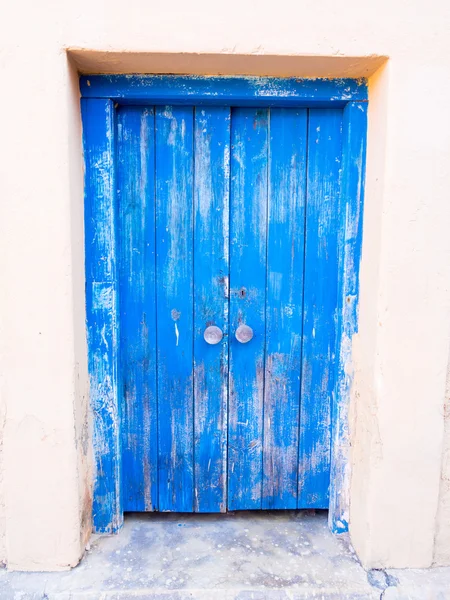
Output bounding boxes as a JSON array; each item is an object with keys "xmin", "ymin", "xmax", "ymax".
[
  {"xmin": 329, "ymin": 102, "xmax": 367, "ymax": 532},
  {"xmin": 155, "ymin": 106, "xmax": 194, "ymax": 512},
  {"xmin": 298, "ymin": 108, "xmax": 343, "ymax": 508},
  {"xmin": 117, "ymin": 107, "xmax": 158, "ymax": 512},
  {"xmin": 262, "ymin": 108, "xmax": 307, "ymax": 509},
  {"xmin": 228, "ymin": 108, "xmax": 268, "ymax": 510},
  {"xmin": 81, "ymin": 98, "xmax": 122, "ymax": 533},
  {"xmin": 193, "ymin": 107, "xmax": 231, "ymax": 512},
  {"xmin": 80, "ymin": 75, "xmax": 368, "ymax": 106}
]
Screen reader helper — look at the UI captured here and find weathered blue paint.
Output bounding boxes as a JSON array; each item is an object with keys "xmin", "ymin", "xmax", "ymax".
[
  {"xmin": 80, "ymin": 75, "xmax": 367, "ymax": 107},
  {"xmin": 193, "ymin": 107, "xmax": 231, "ymax": 513},
  {"xmin": 81, "ymin": 98, "xmax": 123, "ymax": 533},
  {"xmin": 329, "ymin": 102, "xmax": 368, "ymax": 533},
  {"xmin": 81, "ymin": 76, "xmax": 368, "ymax": 534},
  {"xmin": 117, "ymin": 107, "xmax": 158, "ymax": 512},
  {"xmin": 262, "ymin": 108, "xmax": 307, "ymax": 509},
  {"xmin": 298, "ymin": 109, "xmax": 343, "ymax": 509},
  {"xmin": 155, "ymin": 106, "xmax": 195, "ymax": 512},
  {"xmin": 228, "ymin": 108, "xmax": 269, "ymax": 510}
]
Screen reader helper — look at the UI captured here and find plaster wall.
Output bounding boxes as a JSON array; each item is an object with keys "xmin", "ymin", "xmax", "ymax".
[{"xmin": 0, "ymin": 0, "xmax": 449, "ymax": 570}]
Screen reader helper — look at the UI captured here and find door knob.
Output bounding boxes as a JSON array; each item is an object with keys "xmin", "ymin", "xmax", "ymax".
[
  {"xmin": 204, "ymin": 325, "xmax": 223, "ymax": 345},
  {"xmin": 235, "ymin": 324, "xmax": 253, "ymax": 344}
]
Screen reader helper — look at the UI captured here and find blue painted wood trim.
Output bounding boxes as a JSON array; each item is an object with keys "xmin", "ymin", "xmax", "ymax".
[
  {"xmin": 328, "ymin": 102, "xmax": 368, "ymax": 534},
  {"xmin": 81, "ymin": 98, "xmax": 123, "ymax": 534},
  {"xmin": 80, "ymin": 75, "xmax": 367, "ymax": 106}
]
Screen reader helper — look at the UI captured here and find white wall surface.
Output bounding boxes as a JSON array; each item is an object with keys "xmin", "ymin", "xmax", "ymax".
[{"xmin": 0, "ymin": 0, "xmax": 449, "ymax": 570}]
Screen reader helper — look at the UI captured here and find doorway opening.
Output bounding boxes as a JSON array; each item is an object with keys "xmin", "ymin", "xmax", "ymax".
[{"xmin": 81, "ymin": 75, "xmax": 367, "ymax": 535}]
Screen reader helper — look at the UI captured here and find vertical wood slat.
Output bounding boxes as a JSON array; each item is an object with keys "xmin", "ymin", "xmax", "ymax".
[
  {"xmin": 262, "ymin": 108, "xmax": 307, "ymax": 509},
  {"xmin": 329, "ymin": 102, "xmax": 367, "ymax": 532},
  {"xmin": 298, "ymin": 108, "xmax": 343, "ymax": 508},
  {"xmin": 155, "ymin": 106, "xmax": 195, "ymax": 512},
  {"xmin": 117, "ymin": 107, "xmax": 158, "ymax": 512},
  {"xmin": 81, "ymin": 98, "xmax": 123, "ymax": 533},
  {"xmin": 228, "ymin": 108, "xmax": 269, "ymax": 510},
  {"xmin": 193, "ymin": 107, "xmax": 231, "ymax": 512}
]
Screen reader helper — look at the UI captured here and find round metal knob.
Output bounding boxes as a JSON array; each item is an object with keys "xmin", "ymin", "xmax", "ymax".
[
  {"xmin": 203, "ymin": 325, "xmax": 223, "ymax": 345},
  {"xmin": 235, "ymin": 324, "xmax": 253, "ymax": 344}
]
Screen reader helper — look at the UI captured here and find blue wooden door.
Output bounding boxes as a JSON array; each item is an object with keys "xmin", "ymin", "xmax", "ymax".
[{"xmin": 117, "ymin": 105, "xmax": 342, "ymax": 513}]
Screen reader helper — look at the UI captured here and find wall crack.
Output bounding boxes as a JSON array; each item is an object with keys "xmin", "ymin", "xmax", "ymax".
[{"xmin": 367, "ymin": 568, "xmax": 399, "ymax": 598}]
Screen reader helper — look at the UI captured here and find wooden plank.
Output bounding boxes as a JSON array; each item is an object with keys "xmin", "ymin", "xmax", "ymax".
[
  {"xmin": 329, "ymin": 102, "xmax": 367, "ymax": 533},
  {"xmin": 80, "ymin": 75, "xmax": 368, "ymax": 106},
  {"xmin": 155, "ymin": 106, "xmax": 194, "ymax": 512},
  {"xmin": 193, "ymin": 107, "xmax": 231, "ymax": 513},
  {"xmin": 262, "ymin": 108, "xmax": 307, "ymax": 509},
  {"xmin": 298, "ymin": 108, "xmax": 343, "ymax": 509},
  {"xmin": 228, "ymin": 108, "xmax": 268, "ymax": 510},
  {"xmin": 117, "ymin": 107, "xmax": 158, "ymax": 512},
  {"xmin": 81, "ymin": 98, "xmax": 122, "ymax": 533}
]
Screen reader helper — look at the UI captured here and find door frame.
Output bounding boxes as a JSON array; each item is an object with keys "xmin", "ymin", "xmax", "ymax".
[{"xmin": 80, "ymin": 75, "xmax": 368, "ymax": 535}]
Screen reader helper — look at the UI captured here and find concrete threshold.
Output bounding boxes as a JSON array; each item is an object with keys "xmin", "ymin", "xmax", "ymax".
[{"xmin": 0, "ymin": 511, "xmax": 449, "ymax": 599}]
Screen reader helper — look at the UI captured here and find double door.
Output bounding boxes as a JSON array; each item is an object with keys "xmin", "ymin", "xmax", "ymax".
[{"xmin": 117, "ymin": 104, "xmax": 342, "ymax": 512}]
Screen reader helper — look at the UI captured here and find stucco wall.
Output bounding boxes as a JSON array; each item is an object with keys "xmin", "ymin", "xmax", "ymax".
[{"xmin": 1, "ymin": 0, "xmax": 450, "ymax": 570}]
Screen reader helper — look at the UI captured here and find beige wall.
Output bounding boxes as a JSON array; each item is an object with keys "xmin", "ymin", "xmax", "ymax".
[
  {"xmin": 1, "ymin": 0, "xmax": 450, "ymax": 571},
  {"xmin": 351, "ymin": 59, "xmax": 450, "ymax": 568}
]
